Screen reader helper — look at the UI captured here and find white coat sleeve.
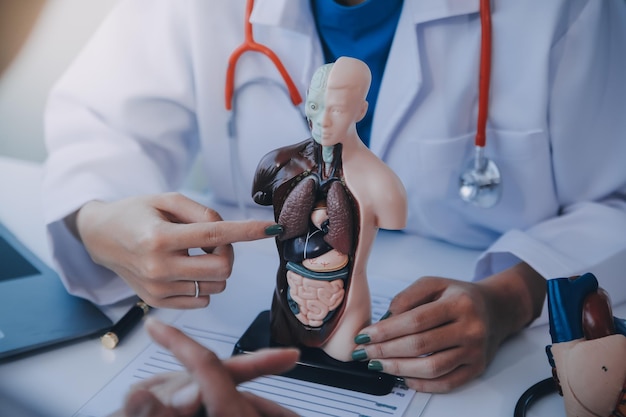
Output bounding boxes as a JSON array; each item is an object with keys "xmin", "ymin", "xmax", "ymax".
[
  {"xmin": 475, "ymin": 1, "xmax": 626, "ymax": 326},
  {"xmin": 42, "ymin": 0, "xmax": 199, "ymax": 305}
]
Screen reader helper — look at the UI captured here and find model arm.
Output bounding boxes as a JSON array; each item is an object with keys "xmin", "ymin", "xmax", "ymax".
[{"xmin": 372, "ymin": 164, "xmax": 408, "ymax": 231}]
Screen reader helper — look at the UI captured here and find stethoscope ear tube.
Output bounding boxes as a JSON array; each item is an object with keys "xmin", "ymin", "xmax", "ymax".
[
  {"xmin": 513, "ymin": 377, "xmax": 558, "ymax": 417},
  {"xmin": 224, "ymin": 0, "xmax": 302, "ymax": 111}
]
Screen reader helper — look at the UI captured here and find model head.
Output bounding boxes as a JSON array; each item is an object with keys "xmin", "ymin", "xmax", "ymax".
[{"xmin": 305, "ymin": 57, "xmax": 371, "ymax": 148}]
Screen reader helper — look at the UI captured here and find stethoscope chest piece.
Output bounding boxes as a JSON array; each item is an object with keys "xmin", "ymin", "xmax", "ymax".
[{"xmin": 459, "ymin": 146, "xmax": 501, "ymax": 208}]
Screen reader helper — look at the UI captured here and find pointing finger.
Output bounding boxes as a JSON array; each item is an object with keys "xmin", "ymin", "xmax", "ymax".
[{"xmin": 165, "ymin": 220, "xmax": 283, "ymax": 251}]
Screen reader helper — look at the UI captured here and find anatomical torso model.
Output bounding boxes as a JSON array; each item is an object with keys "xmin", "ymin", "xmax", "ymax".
[{"xmin": 252, "ymin": 57, "xmax": 407, "ymax": 361}]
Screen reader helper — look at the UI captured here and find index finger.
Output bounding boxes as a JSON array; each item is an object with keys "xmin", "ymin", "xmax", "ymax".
[
  {"xmin": 388, "ymin": 276, "xmax": 451, "ymax": 313},
  {"xmin": 360, "ymin": 283, "xmax": 456, "ymax": 343},
  {"xmin": 166, "ymin": 220, "xmax": 282, "ymax": 250}
]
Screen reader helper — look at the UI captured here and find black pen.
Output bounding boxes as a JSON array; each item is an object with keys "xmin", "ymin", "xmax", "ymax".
[{"xmin": 101, "ymin": 301, "xmax": 150, "ymax": 349}]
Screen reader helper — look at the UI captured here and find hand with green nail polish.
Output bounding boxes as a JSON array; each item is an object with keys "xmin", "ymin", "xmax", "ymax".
[{"xmin": 351, "ymin": 263, "xmax": 546, "ymax": 393}]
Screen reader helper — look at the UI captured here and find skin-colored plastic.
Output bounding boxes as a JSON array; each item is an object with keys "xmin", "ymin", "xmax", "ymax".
[
  {"xmin": 551, "ymin": 336, "xmax": 626, "ymax": 417},
  {"xmin": 252, "ymin": 57, "xmax": 407, "ymax": 361}
]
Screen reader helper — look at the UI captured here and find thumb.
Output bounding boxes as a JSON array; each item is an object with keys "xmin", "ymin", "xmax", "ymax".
[{"xmin": 224, "ymin": 348, "xmax": 300, "ymax": 384}]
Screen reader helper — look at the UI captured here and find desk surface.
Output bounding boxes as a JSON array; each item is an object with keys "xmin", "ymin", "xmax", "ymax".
[{"xmin": 1, "ymin": 156, "xmax": 620, "ymax": 417}]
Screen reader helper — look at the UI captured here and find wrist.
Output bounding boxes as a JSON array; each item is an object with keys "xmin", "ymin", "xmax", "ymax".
[
  {"xmin": 71, "ymin": 200, "xmax": 105, "ymax": 243},
  {"xmin": 478, "ymin": 262, "xmax": 546, "ymax": 342}
]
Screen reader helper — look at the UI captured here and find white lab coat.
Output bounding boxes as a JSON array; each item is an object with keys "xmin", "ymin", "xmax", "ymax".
[{"xmin": 43, "ymin": 0, "xmax": 626, "ymax": 323}]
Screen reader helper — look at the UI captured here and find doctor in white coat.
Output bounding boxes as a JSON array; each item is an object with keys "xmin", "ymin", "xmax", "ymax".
[{"xmin": 43, "ymin": 0, "xmax": 626, "ymax": 394}]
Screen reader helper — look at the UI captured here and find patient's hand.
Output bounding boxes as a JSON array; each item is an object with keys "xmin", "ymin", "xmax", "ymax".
[{"xmin": 110, "ymin": 318, "xmax": 300, "ymax": 417}]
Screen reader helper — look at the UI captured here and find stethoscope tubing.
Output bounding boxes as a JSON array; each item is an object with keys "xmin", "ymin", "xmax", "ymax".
[
  {"xmin": 514, "ymin": 377, "xmax": 558, "ymax": 417},
  {"xmin": 476, "ymin": 0, "xmax": 492, "ymax": 149},
  {"xmin": 224, "ymin": 0, "xmax": 302, "ymax": 111}
]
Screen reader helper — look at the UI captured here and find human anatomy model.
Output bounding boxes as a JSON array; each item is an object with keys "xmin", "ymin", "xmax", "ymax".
[
  {"xmin": 546, "ymin": 273, "xmax": 626, "ymax": 417},
  {"xmin": 252, "ymin": 57, "xmax": 407, "ymax": 361}
]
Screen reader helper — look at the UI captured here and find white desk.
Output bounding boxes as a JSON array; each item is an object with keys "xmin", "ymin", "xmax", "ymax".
[{"xmin": 1, "ymin": 156, "xmax": 622, "ymax": 417}]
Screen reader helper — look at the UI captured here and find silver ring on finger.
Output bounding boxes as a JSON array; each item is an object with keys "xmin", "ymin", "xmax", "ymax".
[{"xmin": 194, "ymin": 280, "xmax": 199, "ymax": 298}]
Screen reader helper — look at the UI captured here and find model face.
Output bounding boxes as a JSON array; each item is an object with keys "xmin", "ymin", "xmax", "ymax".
[{"xmin": 306, "ymin": 85, "xmax": 358, "ymax": 147}]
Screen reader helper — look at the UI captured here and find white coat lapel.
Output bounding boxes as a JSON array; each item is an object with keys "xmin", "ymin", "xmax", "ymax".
[{"xmin": 372, "ymin": 0, "xmax": 480, "ymax": 158}]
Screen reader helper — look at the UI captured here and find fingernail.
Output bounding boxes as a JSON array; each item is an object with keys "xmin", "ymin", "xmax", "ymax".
[
  {"xmin": 144, "ymin": 316, "xmax": 159, "ymax": 328},
  {"xmin": 351, "ymin": 349, "xmax": 368, "ymax": 361},
  {"xmin": 354, "ymin": 334, "xmax": 371, "ymax": 344},
  {"xmin": 368, "ymin": 360, "xmax": 383, "ymax": 372},
  {"xmin": 143, "ymin": 317, "xmax": 165, "ymax": 336},
  {"xmin": 171, "ymin": 382, "xmax": 200, "ymax": 408},
  {"xmin": 379, "ymin": 310, "xmax": 392, "ymax": 321},
  {"xmin": 264, "ymin": 224, "xmax": 284, "ymax": 236}
]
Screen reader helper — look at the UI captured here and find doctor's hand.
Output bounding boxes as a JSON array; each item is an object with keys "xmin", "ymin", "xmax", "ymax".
[
  {"xmin": 109, "ymin": 318, "xmax": 300, "ymax": 417},
  {"xmin": 68, "ymin": 192, "xmax": 282, "ymax": 308},
  {"xmin": 352, "ymin": 262, "xmax": 546, "ymax": 393}
]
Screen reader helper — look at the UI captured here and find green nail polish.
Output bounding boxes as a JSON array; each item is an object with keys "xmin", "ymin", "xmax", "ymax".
[
  {"xmin": 368, "ymin": 360, "xmax": 383, "ymax": 372},
  {"xmin": 264, "ymin": 224, "xmax": 284, "ymax": 236},
  {"xmin": 354, "ymin": 334, "xmax": 371, "ymax": 344},
  {"xmin": 379, "ymin": 310, "xmax": 392, "ymax": 321},
  {"xmin": 351, "ymin": 349, "xmax": 368, "ymax": 361}
]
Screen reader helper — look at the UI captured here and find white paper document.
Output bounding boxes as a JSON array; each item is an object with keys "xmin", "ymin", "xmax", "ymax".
[{"xmin": 75, "ymin": 242, "xmax": 430, "ymax": 417}]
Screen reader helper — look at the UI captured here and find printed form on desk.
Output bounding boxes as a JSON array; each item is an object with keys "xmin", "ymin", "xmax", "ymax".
[{"xmin": 75, "ymin": 241, "xmax": 430, "ymax": 417}]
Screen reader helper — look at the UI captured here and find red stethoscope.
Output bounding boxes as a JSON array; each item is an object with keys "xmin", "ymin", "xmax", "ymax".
[{"xmin": 225, "ymin": 0, "xmax": 501, "ymax": 209}]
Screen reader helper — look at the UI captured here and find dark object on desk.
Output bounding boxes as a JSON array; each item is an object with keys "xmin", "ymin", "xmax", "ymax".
[
  {"xmin": 101, "ymin": 301, "xmax": 150, "ymax": 349},
  {"xmin": 233, "ymin": 310, "xmax": 399, "ymax": 396},
  {"xmin": 0, "ymin": 221, "xmax": 112, "ymax": 360}
]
